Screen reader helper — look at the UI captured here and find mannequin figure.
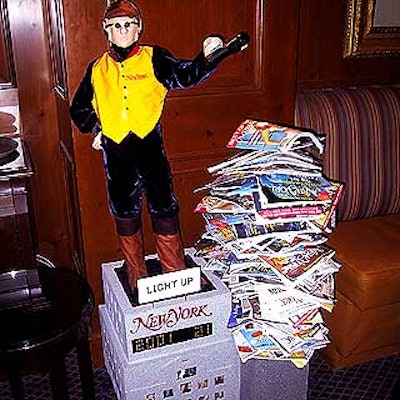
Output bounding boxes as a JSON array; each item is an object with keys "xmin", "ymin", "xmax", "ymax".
[{"xmin": 70, "ymin": 0, "xmax": 248, "ymax": 290}]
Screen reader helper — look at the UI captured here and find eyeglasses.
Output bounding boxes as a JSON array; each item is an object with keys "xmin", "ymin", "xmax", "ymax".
[{"xmin": 105, "ymin": 18, "xmax": 139, "ymax": 30}]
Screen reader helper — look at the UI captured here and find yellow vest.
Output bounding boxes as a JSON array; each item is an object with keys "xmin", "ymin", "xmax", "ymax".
[{"xmin": 91, "ymin": 46, "xmax": 168, "ymax": 143}]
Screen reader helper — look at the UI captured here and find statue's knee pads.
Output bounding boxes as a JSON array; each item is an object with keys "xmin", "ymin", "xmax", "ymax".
[
  {"xmin": 151, "ymin": 215, "xmax": 180, "ymax": 235},
  {"xmin": 115, "ymin": 215, "xmax": 142, "ymax": 236}
]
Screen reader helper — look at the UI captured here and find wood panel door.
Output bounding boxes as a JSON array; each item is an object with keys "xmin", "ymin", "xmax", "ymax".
[
  {"xmin": 63, "ymin": 0, "xmax": 298, "ymax": 362},
  {"xmin": 43, "ymin": 0, "xmax": 86, "ymax": 275},
  {"xmin": 6, "ymin": 0, "xmax": 74, "ymax": 271}
]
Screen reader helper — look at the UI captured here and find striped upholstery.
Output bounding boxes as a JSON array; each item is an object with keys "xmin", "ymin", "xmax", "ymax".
[{"xmin": 294, "ymin": 86, "xmax": 400, "ymax": 221}]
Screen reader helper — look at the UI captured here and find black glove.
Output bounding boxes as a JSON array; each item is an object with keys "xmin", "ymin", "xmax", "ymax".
[{"xmin": 206, "ymin": 32, "xmax": 250, "ymax": 64}]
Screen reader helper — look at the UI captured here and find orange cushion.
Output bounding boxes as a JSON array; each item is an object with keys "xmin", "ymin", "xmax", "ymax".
[
  {"xmin": 328, "ymin": 214, "xmax": 400, "ymax": 309},
  {"xmin": 322, "ymin": 291, "xmax": 400, "ymax": 368}
]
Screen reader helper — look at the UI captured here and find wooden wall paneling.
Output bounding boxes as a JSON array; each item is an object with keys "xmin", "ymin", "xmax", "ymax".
[
  {"xmin": 45, "ymin": 0, "xmax": 87, "ymax": 275},
  {"xmin": 0, "ymin": 11, "xmax": 7, "ymax": 81},
  {"xmin": 46, "ymin": 0, "xmax": 68, "ymax": 100},
  {"xmin": 162, "ymin": 0, "xmax": 299, "ymax": 247},
  {"xmin": 0, "ymin": 0, "xmax": 16, "ymax": 87},
  {"xmin": 7, "ymin": 0, "xmax": 72, "ymax": 268},
  {"xmin": 297, "ymin": 0, "xmax": 400, "ymax": 88},
  {"xmin": 58, "ymin": 130, "xmax": 85, "ymax": 273},
  {"xmin": 63, "ymin": 0, "xmax": 299, "ymax": 364},
  {"xmin": 62, "ymin": 1, "xmax": 119, "ymax": 363}
]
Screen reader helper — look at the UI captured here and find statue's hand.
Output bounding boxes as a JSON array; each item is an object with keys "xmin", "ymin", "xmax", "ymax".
[
  {"xmin": 92, "ymin": 132, "xmax": 103, "ymax": 151},
  {"xmin": 203, "ymin": 36, "xmax": 224, "ymax": 58}
]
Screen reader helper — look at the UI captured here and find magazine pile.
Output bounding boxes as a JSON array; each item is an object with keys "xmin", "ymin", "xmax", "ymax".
[{"xmin": 193, "ymin": 119, "xmax": 344, "ymax": 368}]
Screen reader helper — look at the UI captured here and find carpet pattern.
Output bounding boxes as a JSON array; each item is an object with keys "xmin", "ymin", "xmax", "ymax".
[{"xmin": 1, "ymin": 350, "xmax": 399, "ymax": 399}]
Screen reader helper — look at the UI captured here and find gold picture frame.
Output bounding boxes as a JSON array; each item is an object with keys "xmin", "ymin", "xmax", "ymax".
[{"xmin": 344, "ymin": 0, "xmax": 400, "ymax": 57}]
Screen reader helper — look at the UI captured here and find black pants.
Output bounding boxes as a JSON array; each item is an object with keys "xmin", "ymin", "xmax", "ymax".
[{"xmin": 101, "ymin": 124, "xmax": 180, "ymax": 235}]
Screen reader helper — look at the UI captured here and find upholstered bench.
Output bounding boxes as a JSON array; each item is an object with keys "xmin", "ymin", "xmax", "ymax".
[{"xmin": 294, "ymin": 85, "xmax": 400, "ymax": 370}]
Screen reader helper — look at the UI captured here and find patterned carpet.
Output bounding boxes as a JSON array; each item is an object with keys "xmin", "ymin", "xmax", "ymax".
[
  {"xmin": 307, "ymin": 353, "xmax": 400, "ymax": 400},
  {"xmin": 0, "ymin": 350, "xmax": 399, "ymax": 399}
]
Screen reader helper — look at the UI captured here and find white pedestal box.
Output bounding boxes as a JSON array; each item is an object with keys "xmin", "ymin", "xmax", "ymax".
[
  {"xmin": 100, "ymin": 305, "xmax": 240, "ymax": 400},
  {"xmin": 101, "ymin": 250, "xmax": 232, "ymax": 363},
  {"xmin": 99, "ymin": 249, "xmax": 310, "ymax": 400}
]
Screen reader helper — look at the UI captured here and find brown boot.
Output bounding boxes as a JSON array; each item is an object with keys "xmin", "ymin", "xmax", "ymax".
[
  {"xmin": 119, "ymin": 231, "xmax": 147, "ymax": 288},
  {"xmin": 154, "ymin": 233, "xmax": 186, "ymax": 273}
]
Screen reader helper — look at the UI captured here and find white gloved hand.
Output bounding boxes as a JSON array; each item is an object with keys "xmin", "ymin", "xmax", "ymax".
[
  {"xmin": 92, "ymin": 132, "xmax": 103, "ymax": 151},
  {"xmin": 203, "ymin": 36, "xmax": 224, "ymax": 58}
]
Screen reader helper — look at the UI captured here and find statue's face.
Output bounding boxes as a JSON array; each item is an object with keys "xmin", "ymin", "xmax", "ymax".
[{"xmin": 103, "ymin": 16, "xmax": 141, "ymax": 48}]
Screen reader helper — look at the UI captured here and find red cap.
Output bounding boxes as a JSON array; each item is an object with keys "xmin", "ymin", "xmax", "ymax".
[{"xmin": 104, "ymin": 0, "xmax": 140, "ymax": 20}]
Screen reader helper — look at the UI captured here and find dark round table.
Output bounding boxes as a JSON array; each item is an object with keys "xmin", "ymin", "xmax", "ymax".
[{"xmin": 0, "ymin": 266, "xmax": 95, "ymax": 400}]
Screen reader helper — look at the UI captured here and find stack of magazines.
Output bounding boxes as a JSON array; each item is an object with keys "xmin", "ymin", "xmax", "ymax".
[{"xmin": 193, "ymin": 119, "xmax": 344, "ymax": 368}]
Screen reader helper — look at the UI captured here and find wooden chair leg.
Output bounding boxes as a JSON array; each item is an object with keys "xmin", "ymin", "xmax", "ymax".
[
  {"xmin": 49, "ymin": 357, "xmax": 70, "ymax": 400},
  {"xmin": 76, "ymin": 336, "xmax": 95, "ymax": 400},
  {"xmin": 8, "ymin": 363, "xmax": 24, "ymax": 400}
]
